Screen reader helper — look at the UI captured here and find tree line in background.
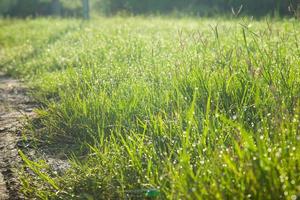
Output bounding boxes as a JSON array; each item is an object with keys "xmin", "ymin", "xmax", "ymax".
[
  {"xmin": 0, "ymin": 0, "xmax": 83, "ymax": 17},
  {"xmin": 97, "ymin": 0, "xmax": 299, "ymax": 17},
  {"xmin": 0, "ymin": 0, "xmax": 299, "ymax": 17}
]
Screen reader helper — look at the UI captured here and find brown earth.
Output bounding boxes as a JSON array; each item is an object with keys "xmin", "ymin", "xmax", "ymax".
[{"xmin": 0, "ymin": 73, "xmax": 36, "ymax": 200}]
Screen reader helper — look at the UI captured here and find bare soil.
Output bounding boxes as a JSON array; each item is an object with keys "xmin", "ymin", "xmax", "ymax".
[{"xmin": 0, "ymin": 73, "xmax": 36, "ymax": 200}]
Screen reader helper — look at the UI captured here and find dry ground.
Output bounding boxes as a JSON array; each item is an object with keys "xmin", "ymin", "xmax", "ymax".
[{"xmin": 0, "ymin": 73, "xmax": 36, "ymax": 200}]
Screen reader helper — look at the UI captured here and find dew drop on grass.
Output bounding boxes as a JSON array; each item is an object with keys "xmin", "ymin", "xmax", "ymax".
[
  {"xmin": 280, "ymin": 175, "xmax": 286, "ymax": 183},
  {"xmin": 260, "ymin": 135, "xmax": 264, "ymax": 140},
  {"xmin": 276, "ymin": 152, "xmax": 281, "ymax": 157},
  {"xmin": 291, "ymin": 195, "xmax": 297, "ymax": 200}
]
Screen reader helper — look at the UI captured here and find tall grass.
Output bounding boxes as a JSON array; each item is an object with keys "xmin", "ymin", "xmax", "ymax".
[{"xmin": 0, "ymin": 17, "xmax": 299, "ymax": 199}]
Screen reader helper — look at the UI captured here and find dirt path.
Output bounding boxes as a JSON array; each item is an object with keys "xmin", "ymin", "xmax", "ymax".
[{"xmin": 0, "ymin": 73, "xmax": 36, "ymax": 200}]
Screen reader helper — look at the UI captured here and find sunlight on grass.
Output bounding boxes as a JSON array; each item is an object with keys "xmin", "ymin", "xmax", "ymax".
[{"xmin": 1, "ymin": 17, "xmax": 299, "ymax": 199}]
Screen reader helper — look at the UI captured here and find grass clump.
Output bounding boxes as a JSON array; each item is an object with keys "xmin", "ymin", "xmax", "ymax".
[{"xmin": 1, "ymin": 17, "xmax": 299, "ymax": 199}]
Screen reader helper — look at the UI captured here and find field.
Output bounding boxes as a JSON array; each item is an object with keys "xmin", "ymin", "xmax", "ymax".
[{"xmin": 0, "ymin": 17, "xmax": 299, "ymax": 199}]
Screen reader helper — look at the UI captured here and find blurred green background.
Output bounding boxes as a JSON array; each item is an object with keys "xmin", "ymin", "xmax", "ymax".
[{"xmin": 0, "ymin": 0, "xmax": 299, "ymax": 18}]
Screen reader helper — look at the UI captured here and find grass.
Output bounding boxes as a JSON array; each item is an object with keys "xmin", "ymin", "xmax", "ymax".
[{"xmin": 0, "ymin": 16, "xmax": 299, "ymax": 199}]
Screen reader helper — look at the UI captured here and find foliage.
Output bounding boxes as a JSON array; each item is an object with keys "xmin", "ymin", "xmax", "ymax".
[
  {"xmin": 0, "ymin": 0, "xmax": 299, "ymax": 17},
  {"xmin": 0, "ymin": 0, "xmax": 17, "ymax": 13},
  {"xmin": 0, "ymin": 0, "xmax": 82, "ymax": 17},
  {"xmin": 95, "ymin": 0, "xmax": 296, "ymax": 17}
]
